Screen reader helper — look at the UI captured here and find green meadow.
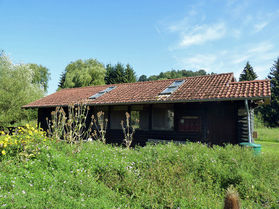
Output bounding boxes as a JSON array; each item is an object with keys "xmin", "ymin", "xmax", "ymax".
[{"xmin": 0, "ymin": 128, "xmax": 278, "ymax": 208}]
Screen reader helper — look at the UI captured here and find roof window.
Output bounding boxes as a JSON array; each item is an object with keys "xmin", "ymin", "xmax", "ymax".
[
  {"xmin": 159, "ymin": 80, "xmax": 185, "ymax": 95},
  {"xmin": 89, "ymin": 86, "xmax": 116, "ymax": 99}
]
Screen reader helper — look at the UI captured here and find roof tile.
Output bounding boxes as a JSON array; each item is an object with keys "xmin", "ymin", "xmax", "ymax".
[{"xmin": 23, "ymin": 73, "xmax": 271, "ymax": 108}]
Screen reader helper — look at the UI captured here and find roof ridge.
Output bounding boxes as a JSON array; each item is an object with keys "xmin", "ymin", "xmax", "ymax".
[
  {"xmin": 136, "ymin": 72, "xmax": 234, "ymax": 83},
  {"xmin": 59, "ymin": 72, "xmax": 235, "ymax": 91},
  {"xmin": 230, "ymin": 79, "xmax": 269, "ymax": 84}
]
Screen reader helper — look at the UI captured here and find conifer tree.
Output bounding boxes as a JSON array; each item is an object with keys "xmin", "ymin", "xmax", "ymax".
[
  {"xmin": 57, "ymin": 71, "xmax": 66, "ymax": 90},
  {"xmin": 258, "ymin": 58, "xmax": 279, "ymax": 127},
  {"xmin": 239, "ymin": 62, "xmax": 257, "ymax": 81},
  {"xmin": 125, "ymin": 64, "xmax": 136, "ymax": 83},
  {"xmin": 105, "ymin": 63, "xmax": 136, "ymax": 84}
]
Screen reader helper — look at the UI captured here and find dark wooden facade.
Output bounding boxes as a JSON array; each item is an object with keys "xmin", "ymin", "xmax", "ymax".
[{"xmin": 38, "ymin": 100, "xmax": 250, "ymax": 146}]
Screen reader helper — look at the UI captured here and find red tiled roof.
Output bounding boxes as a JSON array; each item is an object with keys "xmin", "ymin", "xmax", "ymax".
[{"xmin": 23, "ymin": 73, "xmax": 271, "ymax": 108}]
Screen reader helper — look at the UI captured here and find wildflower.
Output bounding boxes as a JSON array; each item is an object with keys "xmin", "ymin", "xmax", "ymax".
[{"xmin": 1, "ymin": 150, "xmax": 6, "ymax": 155}]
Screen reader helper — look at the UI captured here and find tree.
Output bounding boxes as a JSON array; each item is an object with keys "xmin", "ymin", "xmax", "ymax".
[
  {"xmin": 257, "ymin": 58, "xmax": 279, "ymax": 127},
  {"xmin": 147, "ymin": 69, "xmax": 208, "ymax": 81},
  {"xmin": 124, "ymin": 64, "xmax": 136, "ymax": 83},
  {"xmin": 57, "ymin": 71, "xmax": 66, "ymax": 90},
  {"xmin": 61, "ymin": 59, "xmax": 106, "ymax": 89},
  {"xmin": 105, "ymin": 63, "xmax": 136, "ymax": 84},
  {"xmin": 239, "ymin": 62, "xmax": 257, "ymax": 81},
  {"xmin": 138, "ymin": 75, "xmax": 148, "ymax": 82},
  {"xmin": 27, "ymin": 63, "xmax": 50, "ymax": 92},
  {"xmin": 0, "ymin": 53, "xmax": 44, "ymax": 124}
]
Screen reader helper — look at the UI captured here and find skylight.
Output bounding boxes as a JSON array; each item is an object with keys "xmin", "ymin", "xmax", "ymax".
[
  {"xmin": 159, "ymin": 80, "xmax": 185, "ymax": 95},
  {"xmin": 89, "ymin": 86, "xmax": 116, "ymax": 99}
]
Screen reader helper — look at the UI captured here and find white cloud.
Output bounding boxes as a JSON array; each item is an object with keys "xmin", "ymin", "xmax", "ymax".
[
  {"xmin": 231, "ymin": 29, "xmax": 241, "ymax": 38},
  {"xmin": 174, "ymin": 40, "xmax": 277, "ymax": 80},
  {"xmin": 177, "ymin": 54, "xmax": 218, "ymax": 72},
  {"xmin": 232, "ymin": 55, "xmax": 250, "ymax": 64},
  {"xmin": 183, "ymin": 54, "xmax": 217, "ymax": 65},
  {"xmin": 179, "ymin": 22, "xmax": 226, "ymax": 47},
  {"xmin": 254, "ymin": 22, "xmax": 268, "ymax": 32},
  {"xmin": 167, "ymin": 17, "xmax": 189, "ymax": 32},
  {"xmin": 248, "ymin": 42, "xmax": 273, "ymax": 53}
]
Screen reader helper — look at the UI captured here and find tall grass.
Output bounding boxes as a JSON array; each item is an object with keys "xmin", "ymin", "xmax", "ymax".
[{"xmin": 1, "ymin": 140, "xmax": 278, "ymax": 208}]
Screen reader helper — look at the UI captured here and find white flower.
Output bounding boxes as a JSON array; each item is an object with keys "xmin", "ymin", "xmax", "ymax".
[{"xmin": 22, "ymin": 190, "xmax": 26, "ymax": 194}]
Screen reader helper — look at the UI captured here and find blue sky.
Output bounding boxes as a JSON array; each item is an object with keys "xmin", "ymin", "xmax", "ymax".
[{"xmin": 1, "ymin": 0, "xmax": 279, "ymax": 95}]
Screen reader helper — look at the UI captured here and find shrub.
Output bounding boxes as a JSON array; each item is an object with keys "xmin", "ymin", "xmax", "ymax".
[{"xmin": 0, "ymin": 124, "xmax": 49, "ymax": 160}]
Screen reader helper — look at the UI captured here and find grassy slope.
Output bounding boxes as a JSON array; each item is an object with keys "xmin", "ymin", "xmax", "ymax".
[
  {"xmin": 254, "ymin": 126, "xmax": 279, "ymax": 154},
  {"xmin": 256, "ymin": 127, "xmax": 279, "ymax": 143},
  {"xmin": 0, "ymin": 141, "xmax": 278, "ymax": 209}
]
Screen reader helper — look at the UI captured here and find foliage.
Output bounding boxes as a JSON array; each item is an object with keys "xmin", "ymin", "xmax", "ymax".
[
  {"xmin": 239, "ymin": 61, "xmax": 257, "ymax": 81},
  {"xmin": 257, "ymin": 58, "xmax": 279, "ymax": 127},
  {"xmin": 138, "ymin": 74, "xmax": 148, "ymax": 82},
  {"xmin": 139, "ymin": 69, "xmax": 208, "ymax": 81},
  {"xmin": 0, "ymin": 53, "xmax": 44, "ymax": 125},
  {"xmin": 0, "ymin": 141, "xmax": 278, "ymax": 208},
  {"xmin": 105, "ymin": 63, "xmax": 136, "ymax": 84},
  {"xmin": 27, "ymin": 63, "xmax": 50, "ymax": 92},
  {"xmin": 0, "ymin": 124, "xmax": 49, "ymax": 160},
  {"xmin": 47, "ymin": 104, "xmax": 92, "ymax": 144},
  {"xmin": 59, "ymin": 58, "xmax": 106, "ymax": 89}
]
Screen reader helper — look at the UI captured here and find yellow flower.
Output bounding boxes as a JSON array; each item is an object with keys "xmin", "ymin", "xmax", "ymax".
[{"xmin": 1, "ymin": 150, "xmax": 6, "ymax": 155}]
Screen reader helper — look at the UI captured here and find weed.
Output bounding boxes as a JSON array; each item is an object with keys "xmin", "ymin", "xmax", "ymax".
[
  {"xmin": 91, "ymin": 111, "xmax": 108, "ymax": 144},
  {"xmin": 47, "ymin": 103, "xmax": 92, "ymax": 144},
  {"xmin": 121, "ymin": 112, "xmax": 136, "ymax": 148}
]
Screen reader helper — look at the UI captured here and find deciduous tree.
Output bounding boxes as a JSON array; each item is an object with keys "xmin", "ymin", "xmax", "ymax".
[
  {"xmin": 27, "ymin": 63, "xmax": 50, "ymax": 92},
  {"xmin": 61, "ymin": 59, "xmax": 106, "ymax": 88},
  {"xmin": 138, "ymin": 75, "xmax": 148, "ymax": 82},
  {"xmin": 0, "ymin": 53, "xmax": 44, "ymax": 124}
]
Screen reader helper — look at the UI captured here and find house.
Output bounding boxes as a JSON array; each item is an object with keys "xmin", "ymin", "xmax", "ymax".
[{"xmin": 23, "ymin": 73, "xmax": 271, "ymax": 146}]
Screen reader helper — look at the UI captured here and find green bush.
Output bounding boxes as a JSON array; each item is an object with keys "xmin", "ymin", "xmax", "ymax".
[
  {"xmin": 0, "ymin": 140, "xmax": 278, "ymax": 208},
  {"xmin": 0, "ymin": 124, "xmax": 50, "ymax": 160}
]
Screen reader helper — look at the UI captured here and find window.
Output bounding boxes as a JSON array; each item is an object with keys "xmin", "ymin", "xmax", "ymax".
[
  {"xmin": 89, "ymin": 86, "xmax": 116, "ymax": 99},
  {"xmin": 178, "ymin": 116, "xmax": 201, "ymax": 132},
  {"xmin": 110, "ymin": 106, "xmax": 128, "ymax": 129},
  {"xmin": 159, "ymin": 80, "xmax": 185, "ymax": 95},
  {"xmin": 131, "ymin": 105, "xmax": 149, "ymax": 130},
  {"xmin": 152, "ymin": 104, "xmax": 174, "ymax": 130}
]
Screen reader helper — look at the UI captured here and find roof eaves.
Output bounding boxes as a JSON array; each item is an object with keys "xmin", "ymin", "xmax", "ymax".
[{"xmin": 23, "ymin": 95, "xmax": 271, "ymax": 108}]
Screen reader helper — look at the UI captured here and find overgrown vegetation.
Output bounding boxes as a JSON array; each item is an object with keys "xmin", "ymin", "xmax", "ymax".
[
  {"xmin": 91, "ymin": 111, "xmax": 108, "ymax": 143},
  {"xmin": 47, "ymin": 104, "xmax": 92, "ymax": 144},
  {"xmin": 0, "ymin": 126, "xmax": 278, "ymax": 208}
]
